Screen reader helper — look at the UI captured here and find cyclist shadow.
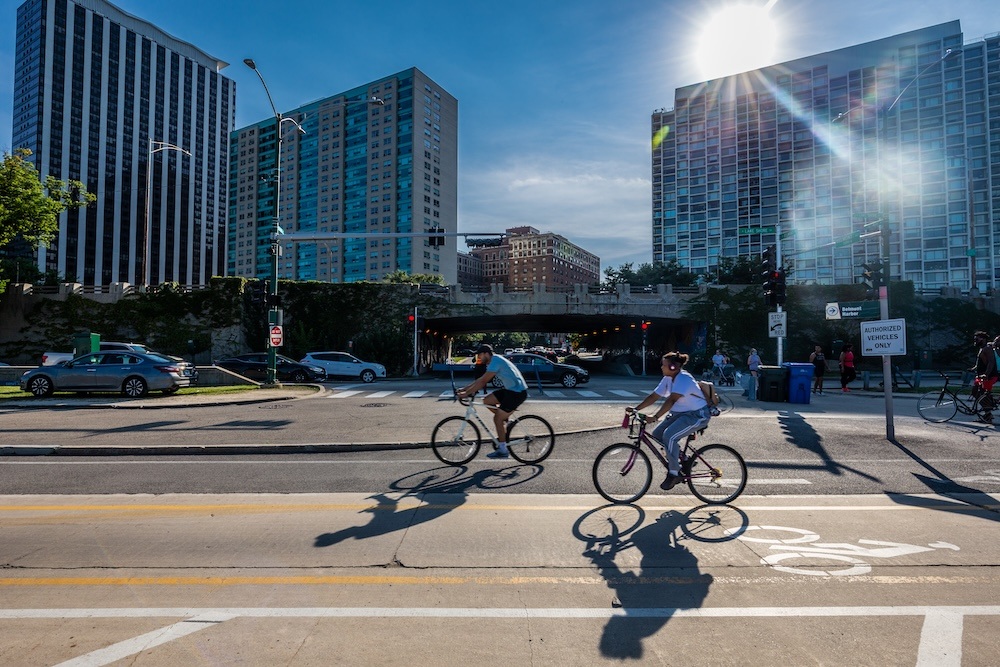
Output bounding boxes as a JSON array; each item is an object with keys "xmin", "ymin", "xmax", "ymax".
[
  {"xmin": 314, "ymin": 464, "xmax": 541, "ymax": 548},
  {"xmin": 580, "ymin": 508, "xmax": 712, "ymax": 659}
]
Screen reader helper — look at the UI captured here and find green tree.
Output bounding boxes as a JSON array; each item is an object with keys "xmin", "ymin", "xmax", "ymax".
[
  {"xmin": 382, "ymin": 270, "xmax": 446, "ymax": 285},
  {"xmin": 0, "ymin": 148, "xmax": 95, "ymax": 249}
]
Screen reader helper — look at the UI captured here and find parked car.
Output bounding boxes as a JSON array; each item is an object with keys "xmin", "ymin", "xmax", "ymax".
[
  {"xmin": 42, "ymin": 341, "xmax": 183, "ymax": 366},
  {"xmin": 216, "ymin": 353, "xmax": 326, "ymax": 383},
  {"xmin": 300, "ymin": 352, "xmax": 387, "ymax": 383},
  {"xmin": 497, "ymin": 352, "xmax": 590, "ymax": 388},
  {"xmin": 20, "ymin": 351, "xmax": 197, "ymax": 397}
]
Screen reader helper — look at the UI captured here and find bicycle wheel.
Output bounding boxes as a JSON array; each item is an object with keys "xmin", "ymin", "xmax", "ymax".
[
  {"xmin": 431, "ymin": 416, "xmax": 481, "ymax": 465},
  {"xmin": 686, "ymin": 444, "xmax": 747, "ymax": 505},
  {"xmin": 506, "ymin": 414, "xmax": 555, "ymax": 464},
  {"xmin": 592, "ymin": 443, "xmax": 652, "ymax": 504},
  {"xmin": 917, "ymin": 390, "xmax": 958, "ymax": 423},
  {"xmin": 716, "ymin": 393, "xmax": 735, "ymax": 414}
]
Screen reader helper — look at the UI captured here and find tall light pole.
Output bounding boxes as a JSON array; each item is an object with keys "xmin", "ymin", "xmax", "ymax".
[
  {"xmin": 833, "ymin": 47, "xmax": 961, "ymax": 440},
  {"xmin": 143, "ymin": 139, "xmax": 191, "ymax": 288},
  {"xmin": 244, "ymin": 59, "xmax": 383, "ymax": 384},
  {"xmin": 243, "ymin": 58, "xmax": 305, "ymax": 386}
]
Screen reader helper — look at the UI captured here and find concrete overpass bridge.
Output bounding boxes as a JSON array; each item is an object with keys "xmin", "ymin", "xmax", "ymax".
[{"xmin": 417, "ymin": 282, "xmax": 715, "ymax": 353}]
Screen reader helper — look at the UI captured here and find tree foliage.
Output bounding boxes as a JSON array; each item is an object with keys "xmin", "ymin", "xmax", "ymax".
[
  {"xmin": 603, "ymin": 260, "xmax": 698, "ymax": 288},
  {"xmin": 381, "ymin": 270, "xmax": 446, "ymax": 285},
  {"xmin": 0, "ymin": 148, "xmax": 95, "ymax": 249}
]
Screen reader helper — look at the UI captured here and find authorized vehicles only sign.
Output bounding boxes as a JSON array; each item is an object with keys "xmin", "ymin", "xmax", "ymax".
[{"xmin": 860, "ymin": 319, "xmax": 907, "ymax": 356}]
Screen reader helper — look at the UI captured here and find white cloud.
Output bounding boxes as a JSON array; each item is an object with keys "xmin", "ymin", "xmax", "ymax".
[{"xmin": 459, "ymin": 156, "xmax": 653, "ymax": 271}]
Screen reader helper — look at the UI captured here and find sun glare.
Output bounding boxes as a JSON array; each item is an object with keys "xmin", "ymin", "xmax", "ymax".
[{"xmin": 695, "ymin": 3, "xmax": 780, "ymax": 81}]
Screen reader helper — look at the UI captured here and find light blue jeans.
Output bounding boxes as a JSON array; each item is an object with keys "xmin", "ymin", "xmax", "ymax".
[{"xmin": 652, "ymin": 406, "xmax": 712, "ymax": 476}]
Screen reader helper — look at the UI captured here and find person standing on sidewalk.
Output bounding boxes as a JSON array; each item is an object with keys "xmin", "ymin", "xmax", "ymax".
[
  {"xmin": 839, "ymin": 343, "xmax": 856, "ymax": 392},
  {"xmin": 456, "ymin": 344, "xmax": 528, "ymax": 459},
  {"xmin": 809, "ymin": 345, "xmax": 827, "ymax": 395},
  {"xmin": 746, "ymin": 348, "xmax": 762, "ymax": 401}
]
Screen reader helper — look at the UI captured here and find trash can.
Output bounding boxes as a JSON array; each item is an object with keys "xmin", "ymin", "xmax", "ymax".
[
  {"xmin": 758, "ymin": 365, "xmax": 788, "ymax": 402},
  {"xmin": 72, "ymin": 332, "xmax": 100, "ymax": 357},
  {"xmin": 784, "ymin": 362, "xmax": 815, "ymax": 404}
]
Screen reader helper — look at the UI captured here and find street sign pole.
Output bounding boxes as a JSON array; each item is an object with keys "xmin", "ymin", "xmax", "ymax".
[{"xmin": 776, "ymin": 222, "xmax": 784, "ymax": 365}]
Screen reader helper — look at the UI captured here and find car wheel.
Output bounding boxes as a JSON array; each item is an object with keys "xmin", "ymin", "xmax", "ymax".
[
  {"xmin": 290, "ymin": 370, "xmax": 308, "ymax": 383},
  {"xmin": 561, "ymin": 372, "xmax": 579, "ymax": 388},
  {"xmin": 122, "ymin": 376, "xmax": 148, "ymax": 398},
  {"xmin": 28, "ymin": 375, "xmax": 54, "ymax": 397},
  {"xmin": 490, "ymin": 376, "xmax": 504, "ymax": 389},
  {"xmin": 360, "ymin": 369, "xmax": 376, "ymax": 383}
]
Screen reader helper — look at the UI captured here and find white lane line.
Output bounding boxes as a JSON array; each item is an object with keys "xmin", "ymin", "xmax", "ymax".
[
  {"xmin": 364, "ymin": 391, "xmax": 395, "ymax": 398},
  {"xmin": 751, "ymin": 479, "xmax": 812, "ymax": 485},
  {"xmin": 609, "ymin": 390, "xmax": 640, "ymax": 397},
  {"xmin": 403, "ymin": 391, "xmax": 428, "ymax": 398},
  {"xmin": 53, "ymin": 612, "xmax": 233, "ymax": 667},
  {"xmin": 917, "ymin": 609, "xmax": 963, "ymax": 667},
  {"xmin": 330, "ymin": 390, "xmax": 364, "ymax": 398},
  {"xmin": 439, "ymin": 391, "xmax": 454, "ymax": 398},
  {"xmin": 6, "ymin": 605, "xmax": 999, "ymax": 620}
]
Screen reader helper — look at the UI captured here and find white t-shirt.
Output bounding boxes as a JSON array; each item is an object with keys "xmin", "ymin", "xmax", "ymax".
[{"xmin": 654, "ymin": 370, "xmax": 708, "ymax": 413}]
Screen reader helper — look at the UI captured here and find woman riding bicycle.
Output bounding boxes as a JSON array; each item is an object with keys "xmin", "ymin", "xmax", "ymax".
[{"xmin": 630, "ymin": 352, "xmax": 711, "ymax": 491}]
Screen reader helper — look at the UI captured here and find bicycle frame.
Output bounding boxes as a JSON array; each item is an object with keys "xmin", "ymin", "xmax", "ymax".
[
  {"xmin": 451, "ymin": 394, "xmax": 527, "ymax": 448},
  {"xmin": 621, "ymin": 412, "xmax": 699, "ymax": 479},
  {"xmin": 935, "ymin": 372, "xmax": 988, "ymax": 417}
]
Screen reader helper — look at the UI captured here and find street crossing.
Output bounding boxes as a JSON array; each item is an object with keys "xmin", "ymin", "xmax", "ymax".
[{"xmin": 326, "ymin": 386, "xmax": 649, "ymax": 401}]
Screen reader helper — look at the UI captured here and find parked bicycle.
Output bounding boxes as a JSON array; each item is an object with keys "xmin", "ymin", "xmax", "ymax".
[
  {"xmin": 592, "ymin": 410, "xmax": 747, "ymax": 505},
  {"xmin": 431, "ymin": 393, "xmax": 555, "ymax": 465},
  {"xmin": 917, "ymin": 371, "xmax": 996, "ymax": 424}
]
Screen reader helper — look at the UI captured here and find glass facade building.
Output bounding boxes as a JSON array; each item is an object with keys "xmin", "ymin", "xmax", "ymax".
[
  {"xmin": 652, "ymin": 21, "xmax": 1000, "ymax": 292},
  {"xmin": 229, "ymin": 67, "xmax": 458, "ymax": 284},
  {"xmin": 12, "ymin": 0, "xmax": 235, "ymax": 287}
]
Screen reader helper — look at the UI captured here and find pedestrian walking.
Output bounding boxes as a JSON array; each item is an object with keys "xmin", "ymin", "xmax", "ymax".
[
  {"xmin": 746, "ymin": 348, "xmax": 762, "ymax": 401},
  {"xmin": 839, "ymin": 343, "xmax": 856, "ymax": 392},
  {"xmin": 809, "ymin": 345, "xmax": 827, "ymax": 395}
]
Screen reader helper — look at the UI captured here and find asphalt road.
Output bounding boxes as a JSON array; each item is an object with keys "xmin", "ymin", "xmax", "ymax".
[{"xmin": 3, "ymin": 376, "xmax": 1000, "ymax": 665}]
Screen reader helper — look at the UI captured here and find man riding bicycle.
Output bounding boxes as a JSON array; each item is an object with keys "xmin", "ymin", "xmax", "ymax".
[
  {"xmin": 630, "ymin": 352, "xmax": 711, "ymax": 491},
  {"xmin": 456, "ymin": 344, "xmax": 529, "ymax": 459}
]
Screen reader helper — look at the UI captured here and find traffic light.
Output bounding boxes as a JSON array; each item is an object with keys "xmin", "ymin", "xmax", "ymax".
[
  {"xmin": 641, "ymin": 321, "xmax": 649, "ymax": 345},
  {"xmin": 862, "ymin": 258, "xmax": 884, "ymax": 300},
  {"xmin": 406, "ymin": 313, "xmax": 416, "ymax": 326},
  {"xmin": 772, "ymin": 269, "xmax": 786, "ymax": 306},
  {"xmin": 248, "ymin": 280, "xmax": 266, "ymax": 306},
  {"xmin": 760, "ymin": 245, "xmax": 776, "ymax": 303}
]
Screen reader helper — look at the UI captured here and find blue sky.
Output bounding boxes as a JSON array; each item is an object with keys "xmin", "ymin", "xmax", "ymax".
[{"xmin": 0, "ymin": 0, "xmax": 996, "ymax": 270}]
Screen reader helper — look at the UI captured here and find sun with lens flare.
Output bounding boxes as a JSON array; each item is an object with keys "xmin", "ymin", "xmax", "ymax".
[{"xmin": 694, "ymin": 3, "xmax": 780, "ymax": 81}]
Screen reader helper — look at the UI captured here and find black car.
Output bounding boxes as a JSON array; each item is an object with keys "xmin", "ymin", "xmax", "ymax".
[
  {"xmin": 501, "ymin": 353, "xmax": 590, "ymax": 388},
  {"xmin": 216, "ymin": 353, "xmax": 326, "ymax": 383}
]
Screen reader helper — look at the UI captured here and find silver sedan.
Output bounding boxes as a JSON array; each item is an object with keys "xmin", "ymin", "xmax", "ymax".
[{"xmin": 20, "ymin": 351, "xmax": 198, "ymax": 398}]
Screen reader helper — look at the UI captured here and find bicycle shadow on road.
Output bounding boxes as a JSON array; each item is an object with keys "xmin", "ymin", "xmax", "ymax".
[
  {"xmin": 313, "ymin": 464, "xmax": 542, "ymax": 548},
  {"xmin": 574, "ymin": 506, "xmax": 712, "ymax": 659}
]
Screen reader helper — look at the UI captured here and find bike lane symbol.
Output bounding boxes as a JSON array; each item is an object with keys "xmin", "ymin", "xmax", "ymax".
[{"xmin": 725, "ymin": 525, "xmax": 960, "ymax": 576}]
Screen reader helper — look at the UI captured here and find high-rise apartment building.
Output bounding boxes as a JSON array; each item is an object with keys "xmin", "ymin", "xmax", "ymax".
[
  {"xmin": 652, "ymin": 21, "xmax": 999, "ymax": 291},
  {"xmin": 12, "ymin": 0, "xmax": 235, "ymax": 287},
  {"xmin": 229, "ymin": 67, "xmax": 457, "ymax": 284},
  {"xmin": 465, "ymin": 226, "xmax": 601, "ymax": 290}
]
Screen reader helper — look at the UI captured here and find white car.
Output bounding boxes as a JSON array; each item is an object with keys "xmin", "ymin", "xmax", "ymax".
[{"xmin": 300, "ymin": 352, "xmax": 386, "ymax": 383}]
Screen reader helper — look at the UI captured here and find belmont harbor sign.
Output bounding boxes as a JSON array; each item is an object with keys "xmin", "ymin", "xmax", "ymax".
[
  {"xmin": 825, "ymin": 301, "xmax": 880, "ymax": 319},
  {"xmin": 861, "ymin": 319, "xmax": 907, "ymax": 357}
]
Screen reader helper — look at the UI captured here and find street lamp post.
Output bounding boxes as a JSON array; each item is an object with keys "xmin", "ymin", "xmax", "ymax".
[
  {"xmin": 244, "ymin": 59, "xmax": 383, "ymax": 384},
  {"xmin": 243, "ymin": 58, "xmax": 307, "ymax": 386},
  {"xmin": 143, "ymin": 139, "xmax": 191, "ymax": 288},
  {"xmin": 833, "ymin": 47, "xmax": 960, "ymax": 440}
]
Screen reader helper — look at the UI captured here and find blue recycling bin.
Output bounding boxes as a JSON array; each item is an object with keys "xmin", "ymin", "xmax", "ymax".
[{"xmin": 784, "ymin": 363, "xmax": 814, "ymax": 404}]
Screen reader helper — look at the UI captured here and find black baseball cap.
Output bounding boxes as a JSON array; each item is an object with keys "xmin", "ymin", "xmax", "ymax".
[{"xmin": 476, "ymin": 344, "xmax": 494, "ymax": 354}]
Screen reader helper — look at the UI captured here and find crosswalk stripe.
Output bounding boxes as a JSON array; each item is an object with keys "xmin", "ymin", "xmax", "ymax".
[
  {"xmin": 365, "ymin": 391, "xmax": 395, "ymax": 398},
  {"xmin": 331, "ymin": 391, "xmax": 365, "ymax": 398},
  {"xmin": 609, "ymin": 389, "xmax": 640, "ymax": 397},
  {"xmin": 575, "ymin": 390, "xmax": 601, "ymax": 398},
  {"xmin": 403, "ymin": 391, "xmax": 428, "ymax": 398},
  {"xmin": 544, "ymin": 390, "xmax": 565, "ymax": 397}
]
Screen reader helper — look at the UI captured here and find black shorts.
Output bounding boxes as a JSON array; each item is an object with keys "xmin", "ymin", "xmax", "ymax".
[{"xmin": 491, "ymin": 388, "xmax": 528, "ymax": 413}]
